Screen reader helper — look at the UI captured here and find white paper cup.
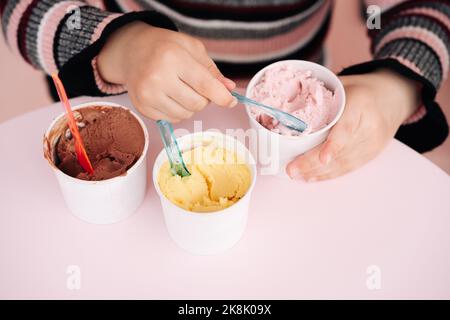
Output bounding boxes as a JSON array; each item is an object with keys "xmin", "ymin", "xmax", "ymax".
[
  {"xmin": 43, "ymin": 102, "xmax": 149, "ymax": 224},
  {"xmin": 245, "ymin": 60, "xmax": 346, "ymax": 178},
  {"xmin": 152, "ymin": 132, "xmax": 257, "ymax": 255}
]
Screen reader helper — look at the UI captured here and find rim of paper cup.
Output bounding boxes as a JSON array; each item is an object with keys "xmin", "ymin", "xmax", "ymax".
[
  {"xmin": 244, "ymin": 59, "xmax": 346, "ymax": 140},
  {"xmin": 152, "ymin": 131, "xmax": 257, "ymax": 217},
  {"xmin": 44, "ymin": 101, "xmax": 149, "ymax": 185}
]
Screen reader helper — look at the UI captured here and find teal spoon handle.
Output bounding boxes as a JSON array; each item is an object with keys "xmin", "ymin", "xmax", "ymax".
[
  {"xmin": 156, "ymin": 120, "xmax": 190, "ymax": 177},
  {"xmin": 231, "ymin": 91, "xmax": 308, "ymax": 133}
]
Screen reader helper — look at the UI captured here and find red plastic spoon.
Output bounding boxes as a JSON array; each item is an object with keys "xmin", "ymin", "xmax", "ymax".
[{"xmin": 51, "ymin": 73, "xmax": 94, "ymax": 175}]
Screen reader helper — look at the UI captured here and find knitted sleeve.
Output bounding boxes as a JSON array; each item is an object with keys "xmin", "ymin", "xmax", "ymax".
[
  {"xmin": 340, "ymin": 0, "xmax": 449, "ymax": 153},
  {"xmin": 0, "ymin": 0, "xmax": 176, "ymax": 96}
]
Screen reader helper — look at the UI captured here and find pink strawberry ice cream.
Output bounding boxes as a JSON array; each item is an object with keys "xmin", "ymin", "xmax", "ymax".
[{"xmin": 249, "ymin": 64, "xmax": 337, "ymax": 135}]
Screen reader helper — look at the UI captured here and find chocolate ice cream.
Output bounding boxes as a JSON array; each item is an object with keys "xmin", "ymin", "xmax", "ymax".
[{"xmin": 55, "ymin": 106, "xmax": 145, "ymax": 181}]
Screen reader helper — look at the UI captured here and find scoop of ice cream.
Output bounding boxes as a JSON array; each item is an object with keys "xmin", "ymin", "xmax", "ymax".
[
  {"xmin": 158, "ymin": 145, "xmax": 251, "ymax": 212},
  {"xmin": 250, "ymin": 64, "xmax": 336, "ymax": 135},
  {"xmin": 56, "ymin": 106, "xmax": 145, "ymax": 181}
]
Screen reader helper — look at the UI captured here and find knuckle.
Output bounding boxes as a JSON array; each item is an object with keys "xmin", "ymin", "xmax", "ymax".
[
  {"xmin": 216, "ymin": 92, "xmax": 233, "ymax": 106},
  {"xmin": 343, "ymin": 122, "xmax": 355, "ymax": 135},
  {"xmin": 335, "ymin": 155, "xmax": 346, "ymax": 167},
  {"xmin": 192, "ymin": 76, "xmax": 229, "ymax": 106},
  {"xmin": 353, "ymin": 86, "xmax": 372, "ymax": 100},
  {"xmin": 192, "ymin": 38, "xmax": 206, "ymax": 52},
  {"xmin": 367, "ymin": 114, "xmax": 385, "ymax": 132},
  {"xmin": 135, "ymin": 85, "xmax": 152, "ymax": 103},
  {"xmin": 297, "ymin": 156, "xmax": 313, "ymax": 171},
  {"xmin": 156, "ymin": 43, "xmax": 178, "ymax": 63},
  {"xmin": 366, "ymin": 121, "xmax": 379, "ymax": 133},
  {"xmin": 160, "ymin": 50, "xmax": 174, "ymax": 63},
  {"xmin": 147, "ymin": 71, "xmax": 162, "ymax": 84},
  {"xmin": 141, "ymin": 64, "xmax": 164, "ymax": 86},
  {"xmin": 159, "ymin": 113, "xmax": 175, "ymax": 122},
  {"xmin": 142, "ymin": 109, "xmax": 159, "ymax": 121},
  {"xmin": 329, "ymin": 141, "xmax": 344, "ymax": 157},
  {"xmin": 206, "ymin": 62, "xmax": 220, "ymax": 77},
  {"xmin": 198, "ymin": 80, "xmax": 214, "ymax": 95},
  {"xmin": 181, "ymin": 109, "xmax": 194, "ymax": 119},
  {"xmin": 191, "ymin": 98, "xmax": 208, "ymax": 111}
]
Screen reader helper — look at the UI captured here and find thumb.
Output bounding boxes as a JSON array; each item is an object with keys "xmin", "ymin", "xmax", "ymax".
[
  {"xmin": 319, "ymin": 95, "xmax": 360, "ymax": 165},
  {"xmin": 192, "ymin": 45, "xmax": 236, "ymax": 90},
  {"xmin": 319, "ymin": 122, "xmax": 348, "ymax": 165},
  {"xmin": 218, "ymin": 75, "xmax": 236, "ymax": 90},
  {"xmin": 204, "ymin": 57, "xmax": 236, "ymax": 90}
]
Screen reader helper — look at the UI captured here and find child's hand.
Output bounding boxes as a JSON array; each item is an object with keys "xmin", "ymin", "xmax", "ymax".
[
  {"xmin": 98, "ymin": 22, "xmax": 237, "ymax": 122},
  {"xmin": 287, "ymin": 69, "xmax": 421, "ymax": 182}
]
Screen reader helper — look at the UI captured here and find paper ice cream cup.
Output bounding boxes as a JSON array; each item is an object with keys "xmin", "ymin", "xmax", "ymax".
[
  {"xmin": 152, "ymin": 131, "xmax": 257, "ymax": 255},
  {"xmin": 245, "ymin": 60, "xmax": 346, "ymax": 178},
  {"xmin": 43, "ymin": 102, "xmax": 149, "ymax": 224}
]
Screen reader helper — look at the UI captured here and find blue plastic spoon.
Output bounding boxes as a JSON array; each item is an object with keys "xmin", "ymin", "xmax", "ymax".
[
  {"xmin": 156, "ymin": 120, "xmax": 190, "ymax": 177},
  {"xmin": 231, "ymin": 92, "xmax": 308, "ymax": 133}
]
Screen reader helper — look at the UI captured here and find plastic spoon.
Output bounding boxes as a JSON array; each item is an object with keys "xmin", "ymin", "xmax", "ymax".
[
  {"xmin": 51, "ymin": 73, "xmax": 94, "ymax": 175},
  {"xmin": 156, "ymin": 120, "xmax": 191, "ymax": 177},
  {"xmin": 231, "ymin": 92, "xmax": 308, "ymax": 133}
]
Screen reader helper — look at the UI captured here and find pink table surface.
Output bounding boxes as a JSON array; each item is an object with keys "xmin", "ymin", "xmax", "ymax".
[{"xmin": 1, "ymin": 94, "xmax": 449, "ymax": 299}]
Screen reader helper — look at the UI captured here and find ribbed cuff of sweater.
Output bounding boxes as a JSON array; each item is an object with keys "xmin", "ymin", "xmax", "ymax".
[
  {"xmin": 369, "ymin": 1, "xmax": 450, "ymax": 90},
  {"xmin": 339, "ymin": 58, "xmax": 448, "ymax": 153},
  {"xmin": 341, "ymin": 0, "xmax": 450, "ymax": 153},
  {"xmin": 58, "ymin": 10, "xmax": 177, "ymax": 97}
]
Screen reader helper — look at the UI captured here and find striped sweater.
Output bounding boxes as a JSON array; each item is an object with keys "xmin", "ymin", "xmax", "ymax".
[{"xmin": 1, "ymin": 0, "xmax": 449, "ymax": 152}]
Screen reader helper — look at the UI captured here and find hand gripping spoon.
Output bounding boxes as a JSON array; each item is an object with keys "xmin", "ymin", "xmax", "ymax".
[
  {"xmin": 156, "ymin": 120, "xmax": 191, "ymax": 177},
  {"xmin": 231, "ymin": 92, "xmax": 308, "ymax": 133},
  {"xmin": 51, "ymin": 73, "xmax": 94, "ymax": 175}
]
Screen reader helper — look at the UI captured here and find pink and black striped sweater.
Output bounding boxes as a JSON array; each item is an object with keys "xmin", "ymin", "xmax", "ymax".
[{"xmin": 1, "ymin": 0, "xmax": 449, "ymax": 152}]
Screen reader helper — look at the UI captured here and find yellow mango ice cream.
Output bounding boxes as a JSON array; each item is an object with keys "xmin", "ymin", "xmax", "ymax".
[{"xmin": 157, "ymin": 144, "xmax": 252, "ymax": 212}]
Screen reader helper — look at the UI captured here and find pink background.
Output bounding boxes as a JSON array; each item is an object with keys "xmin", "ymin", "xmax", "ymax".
[{"xmin": 1, "ymin": 0, "xmax": 449, "ymax": 173}]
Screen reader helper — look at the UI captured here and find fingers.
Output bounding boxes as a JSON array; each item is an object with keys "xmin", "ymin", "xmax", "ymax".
[
  {"xmin": 201, "ymin": 59, "xmax": 236, "ymax": 90},
  {"xmin": 286, "ymin": 108, "xmax": 362, "ymax": 181},
  {"xmin": 306, "ymin": 164, "xmax": 350, "ymax": 182},
  {"xmin": 156, "ymin": 95, "xmax": 194, "ymax": 121},
  {"xmin": 178, "ymin": 55, "xmax": 237, "ymax": 108},
  {"xmin": 287, "ymin": 143, "xmax": 354, "ymax": 183},
  {"xmin": 131, "ymin": 88, "xmax": 193, "ymax": 122},
  {"xmin": 306, "ymin": 105, "xmax": 361, "ymax": 176},
  {"xmin": 286, "ymin": 125, "xmax": 348, "ymax": 179},
  {"xmin": 318, "ymin": 128, "xmax": 346, "ymax": 166},
  {"xmin": 198, "ymin": 53, "xmax": 236, "ymax": 90},
  {"xmin": 286, "ymin": 146, "xmax": 322, "ymax": 180},
  {"xmin": 182, "ymin": 38, "xmax": 237, "ymax": 92},
  {"xmin": 169, "ymin": 79, "xmax": 209, "ymax": 112},
  {"xmin": 128, "ymin": 35, "xmax": 237, "ymax": 121},
  {"xmin": 201, "ymin": 55, "xmax": 222, "ymax": 79},
  {"xmin": 134, "ymin": 102, "xmax": 179, "ymax": 123},
  {"xmin": 187, "ymin": 39, "xmax": 224, "ymax": 77},
  {"xmin": 219, "ymin": 76, "xmax": 236, "ymax": 90},
  {"xmin": 287, "ymin": 128, "xmax": 370, "ymax": 182},
  {"xmin": 304, "ymin": 145, "xmax": 374, "ymax": 181}
]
